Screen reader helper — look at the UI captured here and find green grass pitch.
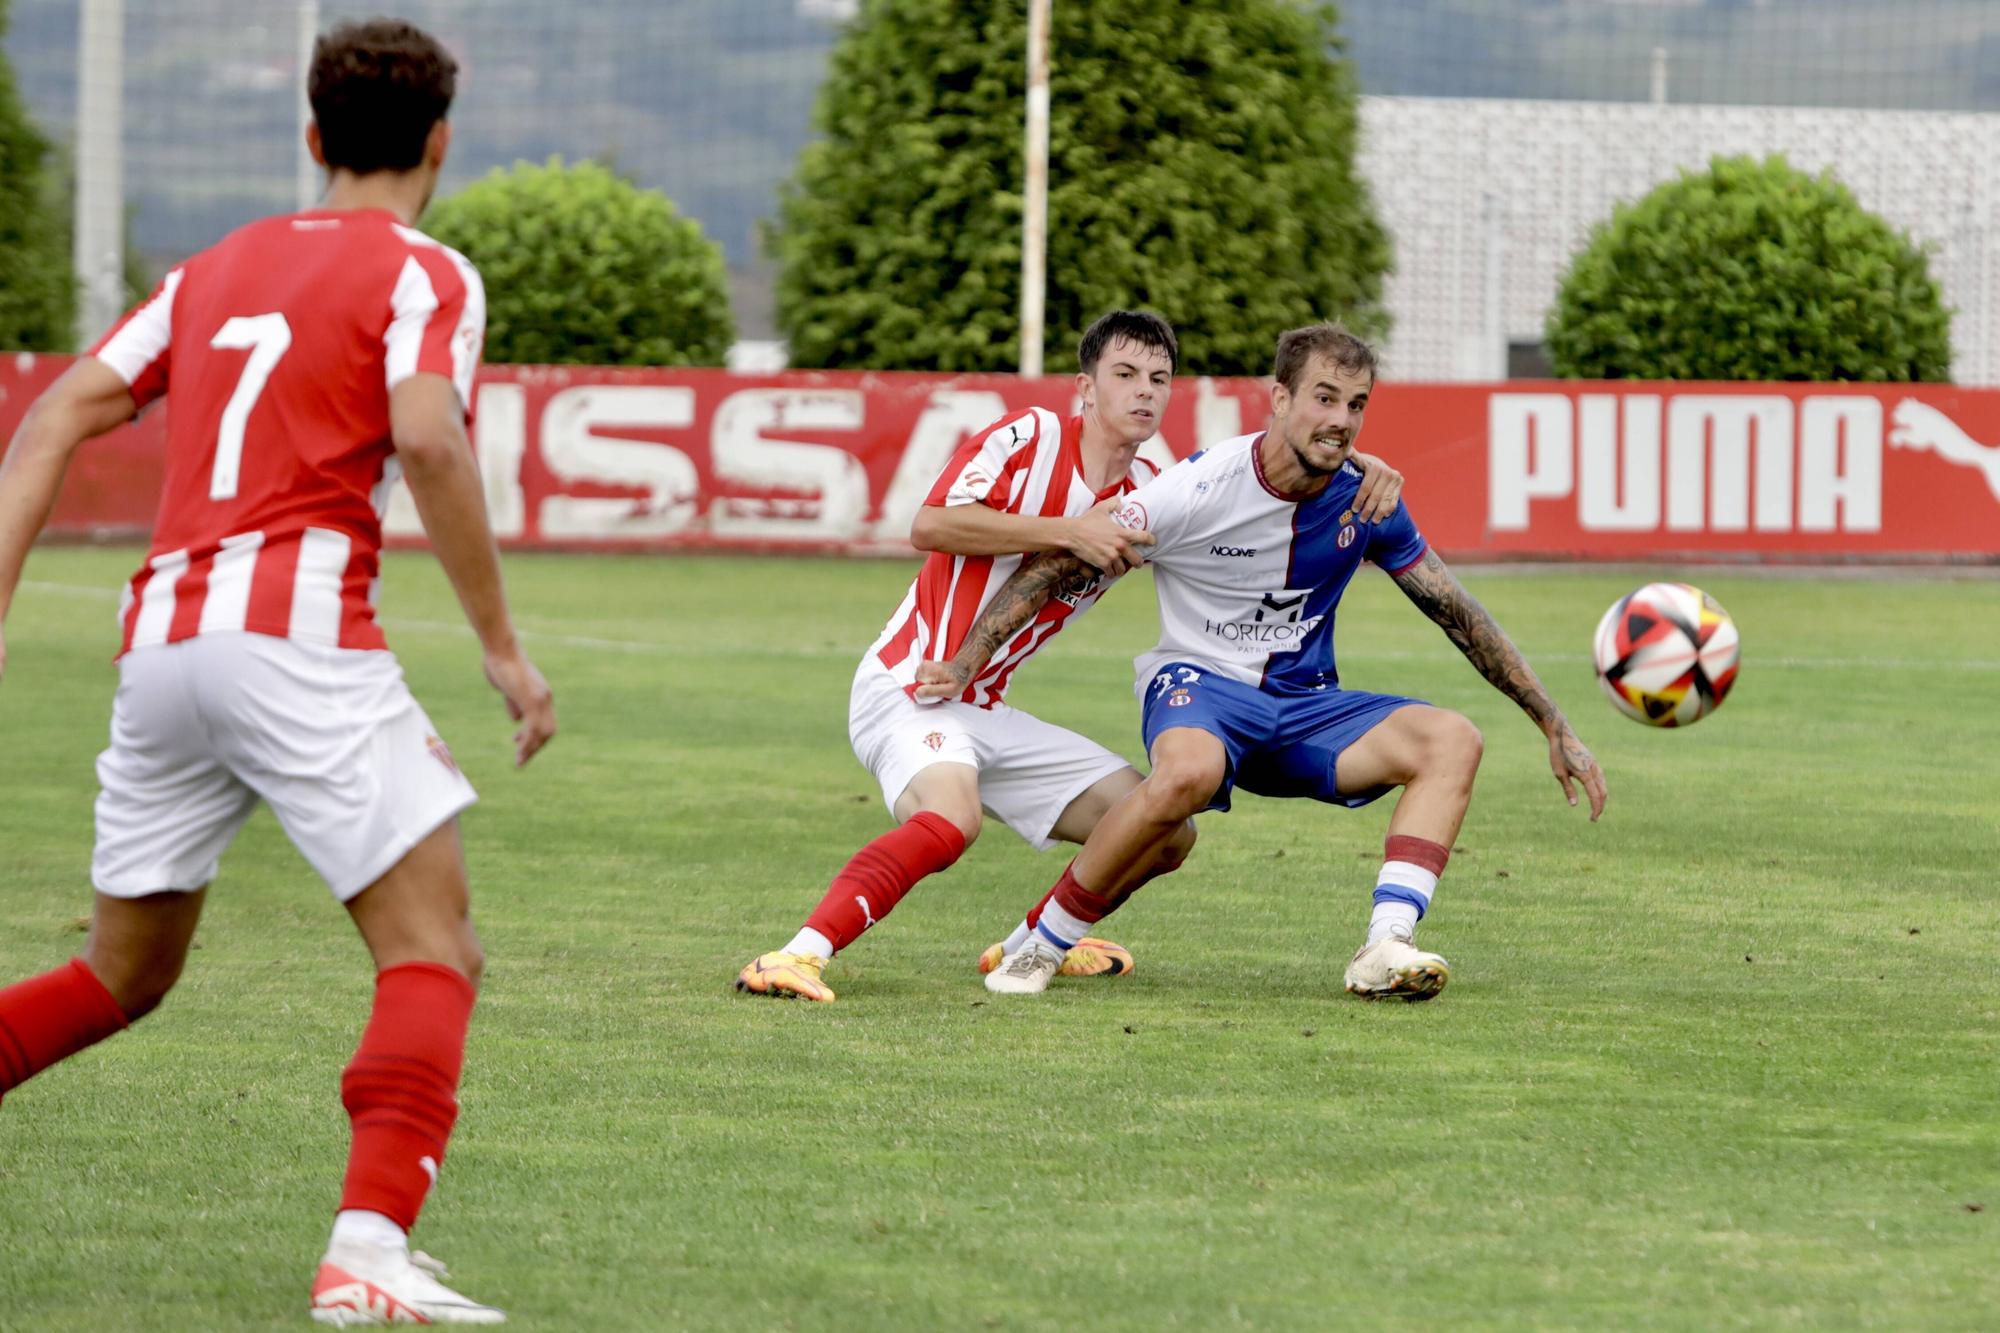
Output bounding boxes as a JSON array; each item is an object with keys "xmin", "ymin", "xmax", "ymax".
[{"xmin": 1, "ymin": 546, "xmax": 1995, "ymax": 1330}]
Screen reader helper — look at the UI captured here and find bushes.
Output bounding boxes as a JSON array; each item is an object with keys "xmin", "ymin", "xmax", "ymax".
[
  {"xmin": 0, "ymin": 0, "xmax": 75, "ymax": 351},
  {"xmin": 1547, "ymin": 154, "xmax": 1950, "ymax": 382},
  {"xmin": 422, "ymin": 158, "xmax": 733, "ymax": 367},
  {"xmin": 769, "ymin": 0, "xmax": 1390, "ymax": 374}
]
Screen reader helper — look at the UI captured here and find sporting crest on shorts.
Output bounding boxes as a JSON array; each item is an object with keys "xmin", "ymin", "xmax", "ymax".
[
  {"xmin": 426, "ymin": 734, "xmax": 460, "ymax": 776},
  {"xmin": 923, "ymin": 731, "xmax": 945, "ymax": 752}
]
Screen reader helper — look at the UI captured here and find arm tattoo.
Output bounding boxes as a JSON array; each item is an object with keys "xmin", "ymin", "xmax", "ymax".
[
  {"xmin": 947, "ymin": 552, "xmax": 1088, "ymax": 677},
  {"xmin": 1391, "ymin": 550, "xmax": 1563, "ymax": 730}
]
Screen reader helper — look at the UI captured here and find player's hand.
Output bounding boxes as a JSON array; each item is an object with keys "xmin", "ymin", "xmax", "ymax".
[
  {"xmin": 1350, "ymin": 451, "xmax": 1404, "ymax": 523},
  {"xmin": 483, "ymin": 647, "xmax": 556, "ymax": 767},
  {"xmin": 914, "ymin": 658, "xmax": 972, "ymax": 702},
  {"xmin": 1548, "ymin": 721, "xmax": 1607, "ymax": 821},
  {"xmin": 1062, "ymin": 497, "xmax": 1153, "ymax": 576}
]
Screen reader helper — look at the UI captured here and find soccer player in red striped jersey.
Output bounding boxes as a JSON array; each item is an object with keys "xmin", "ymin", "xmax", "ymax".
[
  {"xmin": 0, "ymin": 20, "xmax": 549, "ymax": 1324},
  {"xmin": 735, "ymin": 312, "xmax": 1405, "ymax": 1002}
]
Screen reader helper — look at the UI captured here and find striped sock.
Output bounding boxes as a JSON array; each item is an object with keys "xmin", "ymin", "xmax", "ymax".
[{"xmin": 1368, "ymin": 834, "xmax": 1449, "ymax": 945}]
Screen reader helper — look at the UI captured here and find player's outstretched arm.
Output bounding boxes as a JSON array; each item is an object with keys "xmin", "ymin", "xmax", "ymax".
[
  {"xmin": 0, "ymin": 358, "xmax": 139, "ymax": 683},
  {"xmin": 1390, "ymin": 550, "xmax": 1608, "ymax": 820},
  {"xmin": 391, "ymin": 373, "xmax": 555, "ymax": 767},
  {"xmin": 912, "ymin": 551, "xmax": 1091, "ymax": 700},
  {"xmin": 912, "ymin": 497, "xmax": 1154, "ymax": 575}
]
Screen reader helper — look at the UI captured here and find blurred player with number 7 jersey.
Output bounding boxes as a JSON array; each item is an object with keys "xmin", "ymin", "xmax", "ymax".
[{"xmin": 0, "ymin": 19, "xmax": 551, "ymax": 1325}]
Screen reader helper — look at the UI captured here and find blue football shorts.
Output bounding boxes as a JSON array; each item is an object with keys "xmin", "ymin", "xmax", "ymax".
[{"xmin": 1138, "ymin": 660, "xmax": 1426, "ymax": 813}]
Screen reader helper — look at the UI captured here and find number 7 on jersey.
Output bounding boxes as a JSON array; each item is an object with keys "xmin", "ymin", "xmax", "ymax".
[{"xmin": 208, "ymin": 313, "xmax": 293, "ymax": 500}]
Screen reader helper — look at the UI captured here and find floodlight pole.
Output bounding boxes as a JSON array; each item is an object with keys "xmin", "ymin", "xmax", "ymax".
[
  {"xmin": 297, "ymin": 0, "xmax": 322, "ymax": 210},
  {"xmin": 1018, "ymin": 0, "xmax": 1051, "ymax": 377},
  {"xmin": 74, "ymin": 0, "xmax": 124, "ymax": 347}
]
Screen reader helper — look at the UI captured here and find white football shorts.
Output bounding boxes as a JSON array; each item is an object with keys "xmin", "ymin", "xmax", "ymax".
[
  {"xmin": 92, "ymin": 633, "xmax": 477, "ymax": 902},
  {"xmin": 847, "ymin": 659, "xmax": 1130, "ymax": 851}
]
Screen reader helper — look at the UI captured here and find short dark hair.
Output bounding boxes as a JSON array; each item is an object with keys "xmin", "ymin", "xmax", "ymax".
[
  {"xmin": 1272, "ymin": 322, "xmax": 1378, "ymax": 392},
  {"xmin": 309, "ymin": 19, "xmax": 458, "ymax": 175},
  {"xmin": 1078, "ymin": 310, "xmax": 1179, "ymax": 376}
]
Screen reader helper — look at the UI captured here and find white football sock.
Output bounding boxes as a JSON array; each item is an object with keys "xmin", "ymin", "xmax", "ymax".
[
  {"xmin": 329, "ymin": 1209, "xmax": 407, "ymax": 1253},
  {"xmin": 1367, "ymin": 858, "xmax": 1438, "ymax": 945},
  {"xmin": 781, "ymin": 927, "xmax": 834, "ymax": 961},
  {"xmin": 1034, "ymin": 900, "xmax": 1094, "ymax": 951},
  {"xmin": 1002, "ymin": 920, "xmax": 1032, "ymax": 953},
  {"xmin": 1366, "ymin": 900, "xmax": 1420, "ymax": 945}
]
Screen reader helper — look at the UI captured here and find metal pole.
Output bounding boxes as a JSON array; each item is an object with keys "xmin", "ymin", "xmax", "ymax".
[
  {"xmin": 297, "ymin": 0, "xmax": 321, "ymax": 210},
  {"xmin": 1018, "ymin": 0, "xmax": 1051, "ymax": 377},
  {"xmin": 74, "ymin": 0, "xmax": 124, "ymax": 347}
]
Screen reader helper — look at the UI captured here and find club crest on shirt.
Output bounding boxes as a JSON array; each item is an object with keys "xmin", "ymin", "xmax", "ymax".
[
  {"xmin": 1165, "ymin": 689, "xmax": 1193, "ymax": 708},
  {"xmin": 1338, "ymin": 524, "xmax": 1358, "ymax": 549},
  {"xmin": 425, "ymin": 734, "xmax": 459, "ymax": 776}
]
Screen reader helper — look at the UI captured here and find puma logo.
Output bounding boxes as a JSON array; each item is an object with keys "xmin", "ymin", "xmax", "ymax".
[{"xmin": 1889, "ymin": 400, "xmax": 2000, "ymax": 502}]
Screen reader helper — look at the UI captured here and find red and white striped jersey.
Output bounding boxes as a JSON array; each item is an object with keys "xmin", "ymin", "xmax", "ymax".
[
  {"xmin": 89, "ymin": 208, "xmax": 484, "ymax": 657},
  {"xmin": 868, "ymin": 408, "xmax": 1160, "ymax": 708}
]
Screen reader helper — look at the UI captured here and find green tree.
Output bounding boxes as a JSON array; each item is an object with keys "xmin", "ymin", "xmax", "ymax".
[
  {"xmin": 0, "ymin": 0, "xmax": 76, "ymax": 350},
  {"xmin": 422, "ymin": 157, "xmax": 734, "ymax": 367},
  {"xmin": 770, "ymin": 0, "xmax": 1390, "ymax": 374},
  {"xmin": 1546, "ymin": 155, "xmax": 1951, "ymax": 382}
]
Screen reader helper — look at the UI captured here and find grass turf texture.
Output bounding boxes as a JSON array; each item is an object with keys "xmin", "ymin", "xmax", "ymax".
[{"xmin": 2, "ymin": 547, "xmax": 1995, "ymax": 1330}]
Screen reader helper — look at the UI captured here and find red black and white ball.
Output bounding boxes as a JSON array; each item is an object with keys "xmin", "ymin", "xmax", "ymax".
[{"xmin": 1592, "ymin": 582, "xmax": 1740, "ymax": 727}]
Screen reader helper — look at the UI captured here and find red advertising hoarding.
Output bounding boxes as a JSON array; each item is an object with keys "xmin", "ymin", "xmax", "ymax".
[{"xmin": 4, "ymin": 356, "xmax": 1996, "ymax": 559}]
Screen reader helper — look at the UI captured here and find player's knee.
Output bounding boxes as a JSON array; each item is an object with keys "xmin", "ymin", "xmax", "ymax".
[
  {"xmin": 916, "ymin": 804, "xmax": 981, "ymax": 848},
  {"xmin": 86, "ymin": 949, "xmax": 186, "ymax": 1023},
  {"xmin": 1144, "ymin": 761, "xmax": 1222, "ymax": 822},
  {"xmin": 1423, "ymin": 711, "xmax": 1484, "ymax": 782}
]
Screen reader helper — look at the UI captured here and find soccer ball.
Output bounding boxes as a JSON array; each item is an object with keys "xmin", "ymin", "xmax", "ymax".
[{"xmin": 1592, "ymin": 582, "xmax": 1740, "ymax": 727}]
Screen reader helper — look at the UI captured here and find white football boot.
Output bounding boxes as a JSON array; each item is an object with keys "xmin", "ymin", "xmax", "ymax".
[
  {"xmin": 1343, "ymin": 936, "xmax": 1450, "ymax": 1002},
  {"xmin": 311, "ymin": 1241, "xmax": 506, "ymax": 1325},
  {"xmin": 983, "ymin": 937, "xmax": 1066, "ymax": 995}
]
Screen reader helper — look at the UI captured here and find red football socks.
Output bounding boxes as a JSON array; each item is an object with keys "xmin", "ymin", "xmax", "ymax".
[
  {"xmin": 1050, "ymin": 861, "xmax": 1118, "ymax": 923},
  {"xmin": 1023, "ymin": 837, "xmax": 1184, "ymax": 933},
  {"xmin": 1384, "ymin": 834, "xmax": 1451, "ymax": 877},
  {"xmin": 0, "ymin": 958, "xmax": 128, "ymax": 1104},
  {"xmin": 803, "ymin": 812, "xmax": 966, "ymax": 953},
  {"xmin": 337, "ymin": 962, "xmax": 476, "ymax": 1231}
]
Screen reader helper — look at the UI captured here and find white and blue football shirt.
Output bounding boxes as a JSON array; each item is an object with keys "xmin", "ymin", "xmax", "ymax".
[{"xmin": 1112, "ymin": 432, "xmax": 1429, "ymax": 697}]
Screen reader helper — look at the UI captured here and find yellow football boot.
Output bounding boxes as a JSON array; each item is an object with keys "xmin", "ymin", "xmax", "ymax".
[{"xmin": 735, "ymin": 951, "xmax": 836, "ymax": 1002}]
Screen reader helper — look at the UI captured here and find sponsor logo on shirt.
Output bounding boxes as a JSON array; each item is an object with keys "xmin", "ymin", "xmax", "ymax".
[
  {"xmin": 1203, "ymin": 615, "xmax": 1324, "ymax": 646},
  {"xmin": 1200, "ymin": 592, "xmax": 1321, "ymax": 648},
  {"xmin": 1209, "ymin": 544, "xmax": 1257, "ymax": 558}
]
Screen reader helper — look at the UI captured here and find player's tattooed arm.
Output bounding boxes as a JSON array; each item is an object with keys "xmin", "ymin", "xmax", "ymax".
[
  {"xmin": 912, "ymin": 552, "xmax": 1089, "ymax": 700},
  {"xmin": 1391, "ymin": 550, "xmax": 1608, "ymax": 819}
]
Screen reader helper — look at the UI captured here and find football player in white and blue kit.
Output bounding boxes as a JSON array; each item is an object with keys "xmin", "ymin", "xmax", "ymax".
[{"xmin": 919, "ymin": 323, "xmax": 1607, "ymax": 1001}]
